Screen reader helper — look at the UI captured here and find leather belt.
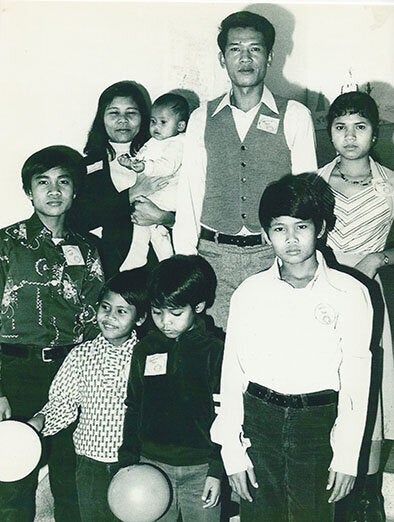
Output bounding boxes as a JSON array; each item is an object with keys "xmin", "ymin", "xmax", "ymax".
[
  {"xmin": 247, "ymin": 382, "xmax": 338, "ymax": 409},
  {"xmin": 200, "ymin": 227, "xmax": 264, "ymax": 247},
  {"xmin": 1, "ymin": 343, "xmax": 75, "ymax": 363}
]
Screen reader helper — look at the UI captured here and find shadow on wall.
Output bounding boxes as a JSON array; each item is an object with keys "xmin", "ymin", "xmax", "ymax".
[
  {"xmin": 169, "ymin": 88, "xmax": 201, "ymax": 115},
  {"xmin": 245, "ymin": 3, "xmax": 330, "ymax": 165}
]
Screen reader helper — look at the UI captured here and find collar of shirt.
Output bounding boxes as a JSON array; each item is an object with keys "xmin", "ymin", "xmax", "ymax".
[
  {"xmin": 269, "ymin": 250, "xmax": 344, "ymax": 293},
  {"xmin": 25, "ymin": 213, "xmax": 74, "ymax": 245},
  {"xmin": 211, "ymin": 85, "xmax": 279, "ymax": 118},
  {"xmin": 91, "ymin": 331, "xmax": 138, "ymax": 356}
]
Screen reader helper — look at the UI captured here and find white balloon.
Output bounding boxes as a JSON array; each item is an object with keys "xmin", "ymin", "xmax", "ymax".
[{"xmin": 0, "ymin": 420, "xmax": 42, "ymax": 482}]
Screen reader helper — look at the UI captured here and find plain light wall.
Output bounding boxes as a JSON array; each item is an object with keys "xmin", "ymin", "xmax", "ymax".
[{"xmin": 0, "ymin": 1, "xmax": 393, "ymax": 227}]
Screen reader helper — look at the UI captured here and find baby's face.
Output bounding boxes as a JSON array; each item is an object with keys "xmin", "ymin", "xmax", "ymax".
[{"xmin": 149, "ymin": 106, "xmax": 182, "ymax": 141}]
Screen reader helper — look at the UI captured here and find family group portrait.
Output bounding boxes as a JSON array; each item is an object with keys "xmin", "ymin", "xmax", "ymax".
[{"xmin": 0, "ymin": 1, "xmax": 393, "ymax": 521}]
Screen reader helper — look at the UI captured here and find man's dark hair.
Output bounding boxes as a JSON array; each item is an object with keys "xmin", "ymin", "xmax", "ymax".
[
  {"xmin": 22, "ymin": 145, "xmax": 83, "ymax": 194},
  {"xmin": 99, "ymin": 268, "xmax": 149, "ymax": 320},
  {"xmin": 217, "ymin": 11, "xmax": 275, "ymax": 54},
  {"xmin": 153, "ymin": 93, "xmax": 190, "ymax": 126},
  {"xmin": 326, "ymin": 91, "xmax": 379, "ymax": 140},
  {"xmin": 149, "ymin": 255, "xmax": 217, "ymax": 310},
  {"xmin": 259, "ymin": 173, "xmax": 336, "ymax": 235}
]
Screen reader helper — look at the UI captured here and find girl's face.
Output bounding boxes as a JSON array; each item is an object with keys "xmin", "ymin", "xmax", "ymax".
[
  {"xmin": 331, "ymin": 112, "xmax": 374, "ymax": 161},
  {"xmin": 103, "ymin": 96, "xmax": 142, "ymax": 143}
]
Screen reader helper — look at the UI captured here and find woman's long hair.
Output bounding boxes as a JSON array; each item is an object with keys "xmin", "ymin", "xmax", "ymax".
[{"xmin": 84, "ymin": 80, "xmax": 151, "ymax": 160}]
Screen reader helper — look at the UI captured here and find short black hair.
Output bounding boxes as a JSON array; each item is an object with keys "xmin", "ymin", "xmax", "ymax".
[
  {"xmin": 259, "ymin": 173, "xmax": 336, "ymax": 235},
  {"xmin": 152, "ymin": 93, "xmax": 190, "ymax": 126},
  {"xmin": 21, "ymin": 145, "xmax": 83, "ymax": 195},
  {"xmin": 327, "ymin": 91, "xmax": 379, "ymax": 140},
  {"xmin": 149, "ymin": 255, "xmax": 217, "ymax": 310},
  {"xmin": 217, "ymin": 11, "xmax": 275, "ymax": 54},
  {"xmin": 99, "ymin": 268, "xmax": 149, "ymax": 320}
]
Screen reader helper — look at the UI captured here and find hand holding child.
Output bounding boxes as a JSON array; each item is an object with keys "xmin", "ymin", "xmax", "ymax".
[
  {"xmin": 128, "ymin": 173, "xmax": 173, "ymax": 204},
  {"xmin": 326, "ymin": 469, "xmax": 355, "ymax": 503},
  {"xmin": 229, "ymin": 467, "xmax": 258, "ymax": 502}
]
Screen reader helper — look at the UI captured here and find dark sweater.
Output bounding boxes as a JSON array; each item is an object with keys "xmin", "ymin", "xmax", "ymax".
[{"xmin": 118, "ymin": 319, "xmax": 224, "ymax": 478}]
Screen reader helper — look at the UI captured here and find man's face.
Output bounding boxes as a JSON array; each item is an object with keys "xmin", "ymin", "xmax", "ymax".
[
  {"xmin": 219, "ymin": 27, "xmax": 271, "ymax": 90},
  {"xmin": 29, "ymin": 167, "xmax": 74, "ymax": 220}
]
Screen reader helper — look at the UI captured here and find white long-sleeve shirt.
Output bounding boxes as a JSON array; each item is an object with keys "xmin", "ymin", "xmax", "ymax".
[
  {"xmin": 211, "ymin": 252, "xmax": 372, "ymax": 477},
  {"xmin": 173, "ymin": 86, "xmax": 317, "ymax": 254}
]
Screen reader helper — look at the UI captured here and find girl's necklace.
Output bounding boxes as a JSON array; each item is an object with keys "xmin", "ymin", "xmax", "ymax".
[{"xmin": 336, "ymin": 161, "xmax": 372, "ymax": 186}]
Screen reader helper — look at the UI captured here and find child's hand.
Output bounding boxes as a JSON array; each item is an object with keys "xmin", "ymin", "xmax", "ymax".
[
  {"xmin": 117, "ymin": 153, "xmax": 134, "ymax": 170},
  {"xmin": 0, "ymin": 396, "xmax": 11, "ymax": 420},
  {"xmin": 132, "ymin": 160, "xmax": 145, "ymax": 173},
  {"xmin": 326, "ymin": 469, "xmax": 355, "ymax": 503},
  {"xmin": 228, "ymin": 468, "xmax": 258, "ymax": 502},
  {"xmin": 27, "ymin": 413, "xmax": 45, "ymax": 433},
  {"xmin": 201, "ymin": 476, "xmax": 221, "ymax": 508}
]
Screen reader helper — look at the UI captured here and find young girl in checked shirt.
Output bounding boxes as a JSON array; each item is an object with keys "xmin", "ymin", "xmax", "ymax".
[{"xmin": 29, "ymin": 269, "xmax": 148, "ymax": 522}]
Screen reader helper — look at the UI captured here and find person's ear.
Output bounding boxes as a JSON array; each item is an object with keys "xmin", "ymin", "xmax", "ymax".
[
  {"xmin": 136, "ymin": 313, "xmax": 147, "ymax": 327},
  {"xmin": 26, "ymin": 190, "xmax": 33, "ymax": 200},
  {"xmin": 177, "ymin": 121, "xmax": 186, "ymax": 133},
  {"xmin": 194, "ymin": 302, "xmax": 206, "ymax": 314},
  {"xmin": 267, "ymin": 51, "xmax": 273, "ymax": 67},
  {"xmin": 218, "ymin": 51, "xmax": 226, "ymax": 69},
  {"xmin": 317, "ymin": 220, "xmax": 326, "ymax": 239},
  {"xmin": 261, "ymin": 228, "xmax": 271, "ymax": 245}
]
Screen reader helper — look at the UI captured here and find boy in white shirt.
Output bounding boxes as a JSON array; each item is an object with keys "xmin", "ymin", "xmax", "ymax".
[
  {"xmin": 118, "ymin": 93, "xmax": 189, "ymax": 270},
  {"xmin": 211, "ymin": 173, "xmax": 373, "ymax": 522}
]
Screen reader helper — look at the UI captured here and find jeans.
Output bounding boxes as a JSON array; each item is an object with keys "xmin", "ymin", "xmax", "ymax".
[
  {"xmin": 140, "ymin": 456, "xmax": 221, "ymax": 522},
  {"xmin": 76, "ymin": 455, "xmax": 117, "ymax": 522},
  {"xmin": 241, "ymin": 391, "xmax": 336, "ymax": 522},
  {"xmin": 0, "ymin": 352, "xmax": 80, "ymax": 522},
  {"xmin": 198, "ymin": 239, "xmax": 274, "ymax": 331}
]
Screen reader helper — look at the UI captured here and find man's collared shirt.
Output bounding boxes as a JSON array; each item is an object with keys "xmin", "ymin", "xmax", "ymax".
[
  {"xmin": 173, "ymin": 86, "xmax": 318, "ymax": 254},
  {"xmin": 0, "ymin": 213, "xmax": 104, "ymax": 347},
  {"xmin": 211, "ymin": 252, "xmax": 372, "ymax": 477}
]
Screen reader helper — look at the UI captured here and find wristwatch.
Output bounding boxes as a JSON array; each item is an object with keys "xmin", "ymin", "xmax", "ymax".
[{"xmin": 383, "ymin": 253, "xmax": 389, "ymax": 265}]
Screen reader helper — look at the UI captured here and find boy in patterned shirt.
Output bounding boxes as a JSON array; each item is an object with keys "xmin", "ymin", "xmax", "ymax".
[{"xmin": 29, "ymin": 269, "xmax": 148, "ymax": 522}]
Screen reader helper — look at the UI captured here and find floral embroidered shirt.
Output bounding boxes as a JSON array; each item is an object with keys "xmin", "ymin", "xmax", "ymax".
[{"xmin": 0, "ymin": 213, "xmax": 104, "ymax": 347}]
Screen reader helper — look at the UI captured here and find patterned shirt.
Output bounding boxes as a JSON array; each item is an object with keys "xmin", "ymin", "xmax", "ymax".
[
  {"xmin": 0, "ymin": 213, "xmax": 104, "ymax": 347},
  {"xmin": 40, "ymin": 332, "xmax": 138, "ymax": 462}
]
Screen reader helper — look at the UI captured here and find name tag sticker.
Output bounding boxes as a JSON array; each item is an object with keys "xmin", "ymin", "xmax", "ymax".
[
  {"xmin": 257, "ymin": 115, "xmax": 280, "ymax": 134},
  {"xmin": 87, "ymin": 160, "xmax": 103, "ymax": 174},
  {"xmin": 62, "ymin": 245, "xmax": 85, "ymax": 266},
  {"xmin": 144, "ymin": 353, "xmax": 168, "ymax": 376}
]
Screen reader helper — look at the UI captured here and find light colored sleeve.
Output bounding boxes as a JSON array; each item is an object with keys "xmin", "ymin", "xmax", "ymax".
[
  {"xmin": 172, "ymin": 105, "xmax": 208, "ymax": 255},
  {"xmin": 284, "ymin": 100, "xmax": 318, "ymax": 174},
  {"xmin": 330, "ymin": 281, "xmax": 373, "ymax": 476},
  {"xmin": 143, "ymin": 137, "xmax": 184, "ymax": 178},
  {"xmin": 39, "ymin": 348, "xmax": 82, "ymax": 436},
  {"xmin": 210, "ymin": 288, "xmax": 253, "ymax": 476}
]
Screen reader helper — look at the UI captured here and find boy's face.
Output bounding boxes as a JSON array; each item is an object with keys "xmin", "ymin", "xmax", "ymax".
[
  {"xmin": 266, "ymin": 216, "xmax": 322, "ymax": 267},
  {"xmin": 219, "ymin": 27, "xmax": 271, "ymax": 90},
  {"xmin": 150, "ymin": 106, "xmax": 185, "ymax": 141},
  {"xmin": 28, "ymin": 167, "xmax": 74, "ymax": 220},
  {"xmin": 97, "ymin": 290, "xmax": 142, "ymax": 346},
  {"xmin": 151, "ymin": 303, "xmax": 202, "ymax": 339}
]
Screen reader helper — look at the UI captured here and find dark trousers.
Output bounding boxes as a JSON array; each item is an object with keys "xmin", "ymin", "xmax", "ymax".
[
  {"xmin": 241, "ymin": 391, "xmax": 336, "ymax": 522},
  {"xmin": 0, "ymin": 352, "xmax": 81, "ymax": 522},
  {"xmin": 76, "ymin": 455, "xmax": 118, "ymax": 522}
]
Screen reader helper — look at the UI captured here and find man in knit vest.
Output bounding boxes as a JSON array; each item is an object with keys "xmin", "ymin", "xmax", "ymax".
[{"xmin": 173, "ymin": 10, "xmax": 317, "ymax": 331}]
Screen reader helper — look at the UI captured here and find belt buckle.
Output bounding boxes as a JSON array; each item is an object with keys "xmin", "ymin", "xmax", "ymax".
[{"xmin": 41, "ymin": 347, "xmax": 53, "ymax": 362}]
